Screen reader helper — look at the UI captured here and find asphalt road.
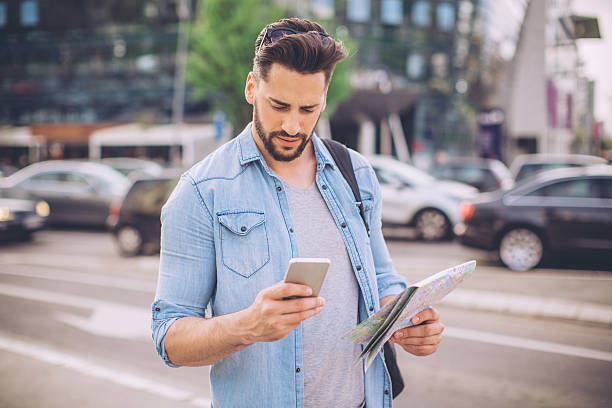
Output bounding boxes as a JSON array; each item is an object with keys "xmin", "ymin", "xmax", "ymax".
[{"xmin": 0, "ymin": 229, "xmax": 611, "ymax": 408}]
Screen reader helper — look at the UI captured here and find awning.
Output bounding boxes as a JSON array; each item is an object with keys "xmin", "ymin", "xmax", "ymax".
[{"xmin": 331, "ymin": 89, "xmax": 420, "ymax": 126}]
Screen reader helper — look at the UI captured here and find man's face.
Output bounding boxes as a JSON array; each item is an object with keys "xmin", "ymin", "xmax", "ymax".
[{"xmin": 247, "ymin": 63, "xmax": 327, "ymax": 162}]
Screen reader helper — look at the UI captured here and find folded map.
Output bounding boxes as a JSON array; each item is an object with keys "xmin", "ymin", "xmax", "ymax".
[{"xmin": 343, "ymin": 260, "xmax": 477, "ymax": 370}]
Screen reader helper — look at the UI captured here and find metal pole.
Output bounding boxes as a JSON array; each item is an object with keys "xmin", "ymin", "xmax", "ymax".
[{"xmin": 171, "ymin": 0, "xmax": 190, "ymax": 167}]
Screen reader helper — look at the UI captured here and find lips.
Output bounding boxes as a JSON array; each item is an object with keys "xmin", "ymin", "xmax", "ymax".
[{"xmin": 276, "ymin": 136, "xmax": 301, "ymax": 145}]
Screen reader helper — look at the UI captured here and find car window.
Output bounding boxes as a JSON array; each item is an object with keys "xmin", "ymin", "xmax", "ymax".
[
  {"xmin": 527, "ymin": 178, "xmax": 600, "ymax": 199},
  {"xmin": 516, "ymin": 162, "xmax": 581, "ymax": 181},
  {"xmin": 601, "ymin": 179, "xmax": 612, "ymax": 199},
  {"xmin": 28, "ymin": 172, "xmax": 62, "ymax": 182},
  {"xmin": 123, "ymin": 179, "xmax": 177, "ymax": 214},
  {"xmin": 62, "ymin": 172, "xmax": 90, "ymax": 187},
  {"xmin": 373, "ymin": 167, "xmax": 412, "ymax": 188}
]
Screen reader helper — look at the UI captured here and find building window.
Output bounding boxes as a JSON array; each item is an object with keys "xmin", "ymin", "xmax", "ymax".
[
  {"xmin": 20, "ymin": 0, "xmax": 38, "ymax": 26},
  {"xmin": 0, "ymin": 3, "xmax": 6, "ymax": 27},
  {"xmin": 412, "ymin": 0, "xmax": 430, "ymax": 27},
  {"xmin": 381, "ymin": 0, "xmax": 402, "ymax": 25},
  {"xmin": 437, "ymin": 2, "xmax": 455, "ymax": 31},
  {"xmin": 347, "ymin": 0, "xmax": 370, "ymax": 23},
  {"xmin": 310, "ymin": 0, "xmax": 334, "ymax": 20},
  {"xmin": 407, "ymin": 53, "xmax": 425, "ymax": 79}
]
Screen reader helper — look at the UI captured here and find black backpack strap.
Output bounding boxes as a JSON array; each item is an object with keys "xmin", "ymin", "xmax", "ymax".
[{"xmin": 321, "ymin": 139, "xmax": 370, "ymax": 236}]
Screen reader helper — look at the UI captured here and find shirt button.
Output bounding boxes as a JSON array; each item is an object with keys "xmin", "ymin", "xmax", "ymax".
[
  {"xmin": 341, "ymin": 222, "xmax": 346, "ymax": 228},
  {"xmin": 369, "ymin": 306, "xmax": 374, "ymax": 311},
  {"xmin": 321, "ymin": 185, "xmax": 327, "ymax": 190},
  {"xmin": 356, "ymin": 265, "xmax": 362, "ymax": 271},
  {"xmin": 296, "ymin": 367, "xmax": 301, "ymax": 373},
  {"xmin": 240, "ymin": 226, "xmax": 247, "ymax": 232},
  {"xmin": 289, "ymin": 228, "xmax": 294, "ymax": 233},
  {"xmin": 155, "ymin": 307, "xmax": 161, "ymax": 312},
  {"xmin": 384, "ymin": 389, "xmax": 390, "ymax": 395},
  {"xmin": 277, "ymin": 186, "xmax": 282, "ymax": 192}
]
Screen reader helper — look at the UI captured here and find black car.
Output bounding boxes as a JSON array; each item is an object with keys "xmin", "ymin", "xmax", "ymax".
[
  {"xmin": 0, "ymin": 197, "xmax": 49, "ymax": 241},
  {"xmin": 432, "ymin": 157, "xmax": 514, "ymax": 192},
  {"xmin": 457, "ymin": 165, "xmax": 612, "ymax": 271},
  {"xmin": 0, "ymin": 160, "xmax": 130, "ymax": 228},
  {"xmin": 111, "ymin": 175, "xmax": 179, "ymax": 256}
]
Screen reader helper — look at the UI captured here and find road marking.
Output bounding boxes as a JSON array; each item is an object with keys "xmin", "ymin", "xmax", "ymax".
[
  {"xmin": 0, "ymin": 333, "xmax": 211, "ymax": 407},
  {"xmin": 0, "ymin": 267, "xmax": 156, "ymax": 293},
  {"xmin": 445, "ymin": 326, "xmax": 612, "ymax": 362},
  {"xmin": 0, "ymin": 283, "xmax": 151, "ymax": 340}
]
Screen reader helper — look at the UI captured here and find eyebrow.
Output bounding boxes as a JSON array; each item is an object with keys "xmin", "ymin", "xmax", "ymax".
[{"xmin": 268, "ymin": 97, "xmax": 319, "ymax": 110}]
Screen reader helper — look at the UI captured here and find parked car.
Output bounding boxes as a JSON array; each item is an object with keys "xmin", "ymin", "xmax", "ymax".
[
  {"xmin": 457, "ymin": 165, "xmax": 612, "ymax": 271},
  {"xmin": 100, "ymin": 157, "xmax": 165, "ymax": 178},
  {"xmin": 510, "ymin": 153, "xmax": 606, "ymax": 183},
  {"xmin": 0, "ymin": 160, "xmax": 130, "ymax": 228},
  {"xmin": 0, "ymin": 197, "xmax": 49, "ymax": 241},
  {"xmin": 367, "ymin": 155, "xmax": 478, "ymax": 240},
  {"xmin": 431, "ymin": 157, "xmax": 514, "ymax": 192},
  {"xmin": 111, "ymin": 175, "xmax": 179, "ymax": 256}
]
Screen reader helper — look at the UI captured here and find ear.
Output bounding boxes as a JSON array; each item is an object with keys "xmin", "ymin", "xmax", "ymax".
[{"xmin": 245, "ymin": 72, "xmax": 256, "ymax": 105}]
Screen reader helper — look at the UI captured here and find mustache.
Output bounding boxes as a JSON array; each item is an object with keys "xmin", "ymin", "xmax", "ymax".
[{"xmin": 270, "ymin": 130, "xmax": 308, "ymax": 140}]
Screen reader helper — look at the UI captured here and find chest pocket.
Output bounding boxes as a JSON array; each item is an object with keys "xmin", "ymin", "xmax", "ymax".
[{"xmin": 218, "ymin": 210, "xmax": 270, "ymax": 278}]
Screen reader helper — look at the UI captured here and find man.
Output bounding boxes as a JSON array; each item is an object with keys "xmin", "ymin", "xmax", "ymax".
[{"xmin": 152, "ymin": 18, "xmax": 444, "ymax": 407}]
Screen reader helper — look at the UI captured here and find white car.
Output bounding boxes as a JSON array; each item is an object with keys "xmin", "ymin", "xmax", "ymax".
[{"xmin": 367, "ymin": 155, "xmax": 478, "ymax": 240}]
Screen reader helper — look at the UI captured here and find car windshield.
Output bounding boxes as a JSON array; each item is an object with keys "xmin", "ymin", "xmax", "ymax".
[
  {"xmin": 515, "ymin": 162, "xmax": 581, "ymax": 182},
  {"xmin": 123, "ymin": 178, "xmax": 178, "ymax": 214},
  {"xmin": 373, "ymin": 158, "xmax": 436, "ymax": 186}
]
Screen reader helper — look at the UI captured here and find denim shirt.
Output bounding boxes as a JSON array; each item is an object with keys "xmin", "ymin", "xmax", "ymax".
[{"xmin": 152, "ymin": 123, "xmax": 407, "ymax": 408}]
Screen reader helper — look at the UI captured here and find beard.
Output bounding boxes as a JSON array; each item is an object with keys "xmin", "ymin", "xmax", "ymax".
[{"xmin": 253, "ymin": 100, "xmax": 316, "ymax": 162}]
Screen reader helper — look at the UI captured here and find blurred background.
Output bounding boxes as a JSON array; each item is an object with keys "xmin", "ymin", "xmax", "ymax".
[{"xmin": 0, "ymin": 1, "xmax": 611, "ymax": 407}]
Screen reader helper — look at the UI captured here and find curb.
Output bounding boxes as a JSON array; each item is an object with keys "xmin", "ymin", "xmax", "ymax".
[{"xmin": 441, "ymin": 288, "xmax": 612, "ymax": 326}]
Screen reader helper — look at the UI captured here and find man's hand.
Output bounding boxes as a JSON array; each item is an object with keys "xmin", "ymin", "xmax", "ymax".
[
  {"xmin": 240, "ymin": 281, "xmax": 325, "ymax": 344},
  {"xmin": 389, "ymin": 307, "xmax": 444, "ymax": 357}
]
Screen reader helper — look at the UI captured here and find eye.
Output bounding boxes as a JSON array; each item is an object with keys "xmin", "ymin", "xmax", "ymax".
[
  {"xmin": 301, "ymin": 108, "xmax": 315, "ymax": 113},
  {"xmin": 272, "ymin": 105, "xmax": 288, "ymax": 111}
]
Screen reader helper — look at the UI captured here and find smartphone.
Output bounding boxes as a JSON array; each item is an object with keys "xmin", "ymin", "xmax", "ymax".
[{"xmin": 283, "ymin": 258, "xmax": 330, "ymax": 297}]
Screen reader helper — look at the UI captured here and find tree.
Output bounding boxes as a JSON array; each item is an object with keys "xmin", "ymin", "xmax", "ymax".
[
  {"xmin": 187, "ymin": 0, "xmax": 353, "ymax": 131},
  {"xmin": 187, "ymin": 0, "xmax": 284, "ymax": 129}
]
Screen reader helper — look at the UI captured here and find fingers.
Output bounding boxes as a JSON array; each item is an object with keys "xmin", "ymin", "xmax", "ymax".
[
  {"xmin": 393, "ymin": 320, "xmax": 445, "ymax": 341},
  {"xmin": 409, "ymin": 307, "xmax": 440, "ymax": 326},
  {"xmin": 279, "ymin": 296, "xmax": 326, "ymax": 315},
  {"xmin": 265, "ymin": 281, "xmax": 314, "ymax": 300},
  {"xmin": 398, "ymin": 344, "xmax": 440, "ymax": 356}
]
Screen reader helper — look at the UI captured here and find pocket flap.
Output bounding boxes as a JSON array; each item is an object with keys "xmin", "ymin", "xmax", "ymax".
[{"xmin": 218, "ymin": 210, "xmax": 265, "ymax": 235}]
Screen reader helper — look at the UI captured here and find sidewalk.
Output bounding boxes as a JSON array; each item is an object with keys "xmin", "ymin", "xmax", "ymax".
[
  {"xmin": 385, "ymin": 238, "xmax": 612, "ymax": 327},
  {"xmin": 441, "ymin": 288, "xmax": 612, "ymax": 326}
]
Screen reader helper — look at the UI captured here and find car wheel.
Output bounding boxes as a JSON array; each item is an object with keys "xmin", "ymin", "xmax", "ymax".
[
  {"xmin": 499, "ymin": 228, "xmax": 543, "ymax": 271},
  {"xmin": 115, "ymin": 225, "xmax": 143, "ymax": 256},
  {"xmin": 415, "ymin": 209, "xmax": 450, "ymax": 241}
]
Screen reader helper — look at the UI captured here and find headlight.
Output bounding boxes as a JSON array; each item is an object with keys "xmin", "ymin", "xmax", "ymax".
[
  {"xmin": 0, "ymin": 207, "xmax": 13, "ymax": 221},
  {"xmin": 36, "ymin": 201, "xmax": 50, "ymax": 217}
]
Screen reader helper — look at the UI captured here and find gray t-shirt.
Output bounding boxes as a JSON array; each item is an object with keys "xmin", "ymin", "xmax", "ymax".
[{"xmin": 284, "ymin": 181, "xmax": 365, "ymax": 408}]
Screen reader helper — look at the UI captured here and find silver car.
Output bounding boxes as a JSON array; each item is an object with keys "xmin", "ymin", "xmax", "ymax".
[
  {"xmin": 367, "ymin": 155, "xmax": 479, "ymax": 240},
  {"xmin": 0, "ymin": 161, "xmax": 130, "ymax": 228}
]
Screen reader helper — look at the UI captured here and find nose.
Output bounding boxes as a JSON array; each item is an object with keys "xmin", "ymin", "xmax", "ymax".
[{"xmin": 281, "ymin": 113, "xmax": 301, "ymax": 136}]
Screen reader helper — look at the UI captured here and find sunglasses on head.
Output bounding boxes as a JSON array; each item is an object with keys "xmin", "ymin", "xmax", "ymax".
[{"xmin": 257, "ymin": 26, "xmax": 330, "ymax": 55}]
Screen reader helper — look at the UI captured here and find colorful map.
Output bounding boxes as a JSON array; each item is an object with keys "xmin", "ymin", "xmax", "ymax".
[{"xmin": 343, "ymin": 260, "xmax": 477, "ymax": 369}]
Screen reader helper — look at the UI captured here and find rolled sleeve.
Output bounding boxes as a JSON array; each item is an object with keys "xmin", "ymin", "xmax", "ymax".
[
  {"xmin": 151, "ymin": 174, "xmax": 216, "ymax": 367},
  {"xmin": 151, "ymin": 299, "xmax": 206, "ymax": 367}
]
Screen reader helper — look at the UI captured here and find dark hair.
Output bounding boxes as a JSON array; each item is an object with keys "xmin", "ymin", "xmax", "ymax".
[{"xmin": 253, "ymin": 18, "xmax": 348, "ymax": 85}]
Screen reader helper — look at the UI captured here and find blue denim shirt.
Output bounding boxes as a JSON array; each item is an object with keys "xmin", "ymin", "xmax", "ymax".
[{"xmin": 152, "ymin": 123, "xmax": 407, "ymax": 408}]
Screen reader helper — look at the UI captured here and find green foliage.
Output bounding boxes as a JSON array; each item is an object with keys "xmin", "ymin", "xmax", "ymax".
[
  {"xmin": 187, "ymin": 1, "xmax": 354, "ymax": 130},
  {"xmin": 187, "ymin": 0, "xmax": 284, "ymax": 128}
]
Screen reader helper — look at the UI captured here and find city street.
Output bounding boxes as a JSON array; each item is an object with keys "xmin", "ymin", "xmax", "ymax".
[{"xmin": 1, "ymin": 229, "xmax": 611, "ymax": 408}]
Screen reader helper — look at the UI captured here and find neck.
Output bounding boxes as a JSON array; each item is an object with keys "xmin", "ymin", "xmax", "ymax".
[{"xmin": 251, "ymin": 127, "xmax": 317, "ymax": 189}]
